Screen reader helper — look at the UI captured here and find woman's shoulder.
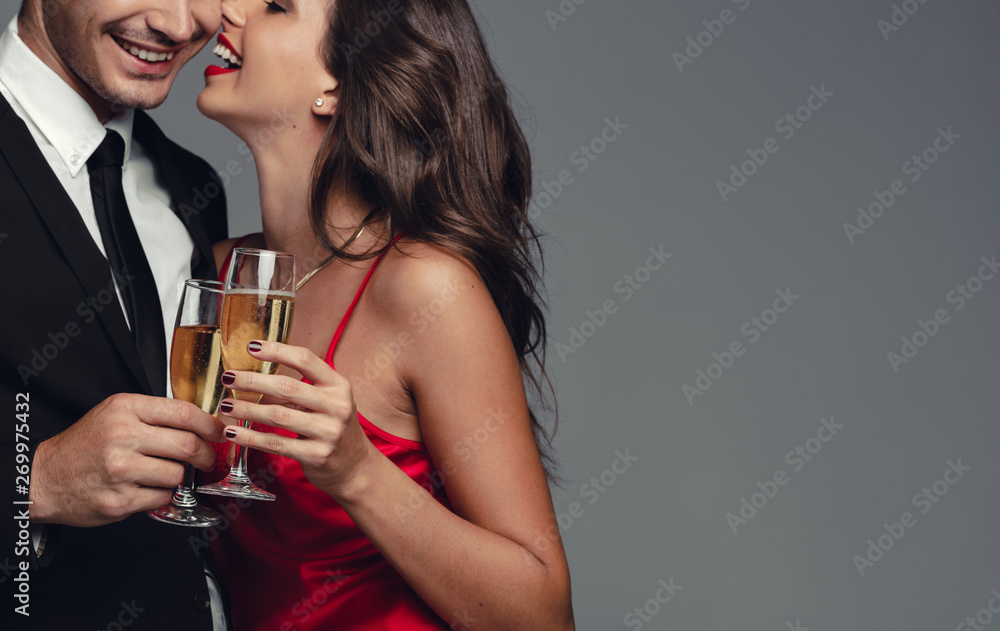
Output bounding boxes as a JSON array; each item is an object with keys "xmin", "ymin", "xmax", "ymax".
[
  {"xmin": 375, "ymin": 237, "xmax": 483, "ymax": 300},
  {"xmin": 370, "ymin": 237, "xmax": 498, "ymax": 330},
  {"xmin": 369, "ymin": 237, "xmax": 513, "ymax": 381}
]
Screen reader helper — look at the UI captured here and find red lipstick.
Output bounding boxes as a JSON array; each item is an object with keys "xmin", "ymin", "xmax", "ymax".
[
  {"xmin": 205, "ymin": 32, "xmax": 242, "ymax": 78},
  {"xmin": 205, "ymin": 65, "xmax": 239, "ymax": 77}
]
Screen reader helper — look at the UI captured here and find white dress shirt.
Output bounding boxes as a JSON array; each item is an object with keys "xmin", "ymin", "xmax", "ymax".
[
  {"xmin": 0, "ymin": 18, "xmax": 225, "ymax": 631},
  {"xmin": 0, "ymin": 17, "xmax": 193, "ymax": 397}
]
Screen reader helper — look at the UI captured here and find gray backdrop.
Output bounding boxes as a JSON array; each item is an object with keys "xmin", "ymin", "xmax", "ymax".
[{"xmin": 11, "ymin": 0, "xmax": 999, "ymax": 628}]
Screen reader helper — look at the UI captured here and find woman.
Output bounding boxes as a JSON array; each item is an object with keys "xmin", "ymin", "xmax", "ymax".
[{"xmin": 197, "ymin": 0, "xmax": 574, "ymax": 629}]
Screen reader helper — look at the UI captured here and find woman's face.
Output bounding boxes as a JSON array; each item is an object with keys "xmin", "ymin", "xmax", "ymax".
[{"xmin": 197, "ymin": 0, "xmax": 336, "ymax": 138}]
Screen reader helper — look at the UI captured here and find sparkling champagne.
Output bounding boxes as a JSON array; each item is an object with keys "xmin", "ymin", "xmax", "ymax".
[
  {"xmin": 170, "ymin": 325, "xmax": 225, "ymax": 414},
  {"xmin": 221, "ymin": 290, "xmax": 295, "ymax": 391},
  {"xmin": 198, "ymin": 250, "xmax": 295, "ymax": 502}
]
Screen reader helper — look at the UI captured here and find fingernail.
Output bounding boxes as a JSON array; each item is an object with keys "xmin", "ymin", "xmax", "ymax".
[
  {"xmin": 221, "ymin": 371, "xmax": 236, "ymax": 386},
  {"xmin": 248, "ymin": 341, "xmax": 263, "ymax": 353},
  {"xmin": 219, "ymin": 401, "xmax": 234, "ymax": 414},
  {"xmin": 224, "ymin": 427, "xmax": 237, "ymax": 439}
]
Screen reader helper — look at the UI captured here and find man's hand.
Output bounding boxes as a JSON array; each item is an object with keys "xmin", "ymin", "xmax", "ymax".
[{"xmin": 28, "ymin": 393, "xmax": 225, "ymax": 527}]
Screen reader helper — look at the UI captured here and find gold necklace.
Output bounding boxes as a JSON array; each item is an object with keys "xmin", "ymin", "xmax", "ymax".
[{"xmin": 294, "ymin": 223, "xmax": 367, "ymax": 291}]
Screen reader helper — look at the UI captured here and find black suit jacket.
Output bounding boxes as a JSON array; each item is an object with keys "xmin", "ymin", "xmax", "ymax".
[{"xmin": 0, "ymin": 93, "xmax": 228, "ymax": 630}]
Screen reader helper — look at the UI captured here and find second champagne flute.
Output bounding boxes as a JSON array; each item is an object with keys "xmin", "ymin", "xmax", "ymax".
[
  {"xmin": 197, "ymin": 248, "xmax": 295, "ymax": 501},
  {"xmin": 147, "ymin": 279, "xmax": 225, "ymax": 527}
]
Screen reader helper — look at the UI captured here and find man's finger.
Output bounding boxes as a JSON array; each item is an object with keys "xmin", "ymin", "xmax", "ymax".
[
  {"xmin": 131, "ymin": 456, "xmax": 187, "ymax": 489},
  {"xmin": 129, "ymin": 395, "xmax": 226, "ymax": 442},
  {"xmin": 130, "ymin": 487, "xmax": 178, "ymax": 514},
  {"xmin": 140, "ymin": 426, "xmax": 221, "ymax": 472}
]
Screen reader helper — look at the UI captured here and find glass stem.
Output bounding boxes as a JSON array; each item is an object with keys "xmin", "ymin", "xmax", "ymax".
[
  {"xmin": 227, "ymin": 419, "xmax": 252, "ymax": 482},
  {"xmin": 171, "ymin": 464, "xmax": 199, "ymax": 509}
]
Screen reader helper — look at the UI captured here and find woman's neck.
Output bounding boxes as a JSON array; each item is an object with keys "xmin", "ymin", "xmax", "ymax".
[
  {"xmin": 257, "ymin": 155, "xmax": 319, "ymax": 258},
  {"xmin": 247, "ymin": 120, "xmax": 372, "ymax": 277}
]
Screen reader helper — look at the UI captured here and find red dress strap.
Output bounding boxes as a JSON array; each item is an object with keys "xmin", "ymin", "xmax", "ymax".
[{"xmin": 325, "ymin": 233, "xmax": 406, "ymax": 366}]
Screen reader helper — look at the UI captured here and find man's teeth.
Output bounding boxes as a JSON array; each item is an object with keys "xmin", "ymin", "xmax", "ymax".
[
  {"xmin": 212, "ymin": 43, "xmax": 243, "ymax": 67},
  {"xmin": 116, "ymin": 38, "xmax": 174, "ymax": 62}
]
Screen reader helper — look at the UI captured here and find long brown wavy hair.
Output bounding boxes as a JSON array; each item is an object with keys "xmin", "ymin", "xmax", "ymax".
[{"xmin": 309, "ymin": 0, "xmax": 557, "ymax": 474}]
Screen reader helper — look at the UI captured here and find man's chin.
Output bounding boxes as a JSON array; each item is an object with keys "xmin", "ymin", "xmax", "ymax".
[
  {"xmin": 128, "ymin": 94, "xmax": 169, "ymax": 111},
  {"xmin": 105, "ymin": 67, "xmax": 183, "ymax": 110},
  {"xmin": 103, "ymin": 85, "xmax": 172, "ymax": 113}
]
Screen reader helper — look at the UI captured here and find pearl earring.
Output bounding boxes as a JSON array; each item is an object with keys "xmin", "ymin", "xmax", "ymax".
[{"xmin": 315, "ymin": 98, "xmax": 324, "ymax": 107}]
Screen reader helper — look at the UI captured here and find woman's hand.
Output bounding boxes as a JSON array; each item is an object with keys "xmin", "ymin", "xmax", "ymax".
[{"xmin": 218, "ymin": 340, "xmax": 376, "ymax": 498}]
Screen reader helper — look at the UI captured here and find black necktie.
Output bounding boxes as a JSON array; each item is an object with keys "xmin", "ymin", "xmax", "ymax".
[{"xmin": 88, "ymin": 130, "xmax": 166, "ymax": 394}]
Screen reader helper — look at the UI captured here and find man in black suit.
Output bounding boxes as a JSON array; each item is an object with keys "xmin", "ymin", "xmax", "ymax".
[{"xmin": 1, "ymin": 1, "xmax": 229, "ymax": 629}]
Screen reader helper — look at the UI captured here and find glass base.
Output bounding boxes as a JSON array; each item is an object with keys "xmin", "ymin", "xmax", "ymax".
[
  {"xmin": 147, "ymin": 503, "xmax": 223, "ymax": 527},
  {"xmin": 197, "ymin": 475, "xmax": 276, "ymax": 501}
]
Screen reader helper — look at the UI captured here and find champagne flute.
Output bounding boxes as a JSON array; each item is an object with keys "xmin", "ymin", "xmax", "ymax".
[
  {"xmin": 198, "ymin": 248, "xmax": 295, "ymax": 501},
  {"xmin": 148, "ymin": 280, "xmax": 226, "ymax": 527}
]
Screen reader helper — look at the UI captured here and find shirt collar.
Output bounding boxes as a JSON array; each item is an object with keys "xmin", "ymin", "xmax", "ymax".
[{"xmin": 0, "ymin": 17, "xmax": 135, "ymax": 177}]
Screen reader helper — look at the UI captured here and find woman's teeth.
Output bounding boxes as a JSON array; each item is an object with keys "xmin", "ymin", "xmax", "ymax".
[
  {"xmin": 116, "ymin": 38, "xmax": 174, "ymax": 62},
  {"xmin": 212, "ymin": 44, "xmax": 243, "ymax": 67}
]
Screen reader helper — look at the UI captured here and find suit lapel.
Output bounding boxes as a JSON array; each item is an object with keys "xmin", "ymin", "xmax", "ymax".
[
  {"xmin": 133, "ymin": 111, "xmax": 217, "ymax": 280},
  {"xmin": 0, "ymin": 94, "xmax": 154, "ymax": 394}
]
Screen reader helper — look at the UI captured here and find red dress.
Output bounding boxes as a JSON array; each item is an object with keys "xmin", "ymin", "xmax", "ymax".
[{"xmin": 210, "ymin": 238, "xmax": 451, "ymax": 630}]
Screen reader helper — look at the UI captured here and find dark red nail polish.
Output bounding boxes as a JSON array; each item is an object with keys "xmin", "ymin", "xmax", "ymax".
[
  {"xmin": 248, "ymin": 341, "xmax": 263, "ymax": 353},
  {"xmin": 220, "ymin": 401, "xmax": 234, "ymax": 414},
  {"xmin": 221, "ymin": 371, "xmax": 236, "ymax": 386},
  {"xmin": 224, "ymin": 427, "xmax": 237, "ymax": 439}
]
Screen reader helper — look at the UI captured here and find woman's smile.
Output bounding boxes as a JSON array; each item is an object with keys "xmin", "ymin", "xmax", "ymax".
[{"xmin": 205, "ymin": 32, "xmax": 242, "ymax": 77}]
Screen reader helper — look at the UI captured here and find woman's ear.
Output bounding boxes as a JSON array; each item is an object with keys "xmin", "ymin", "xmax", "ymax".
[{"xmin": 312, "ymin": 83, "xmax": 340, "ymax": 117}]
